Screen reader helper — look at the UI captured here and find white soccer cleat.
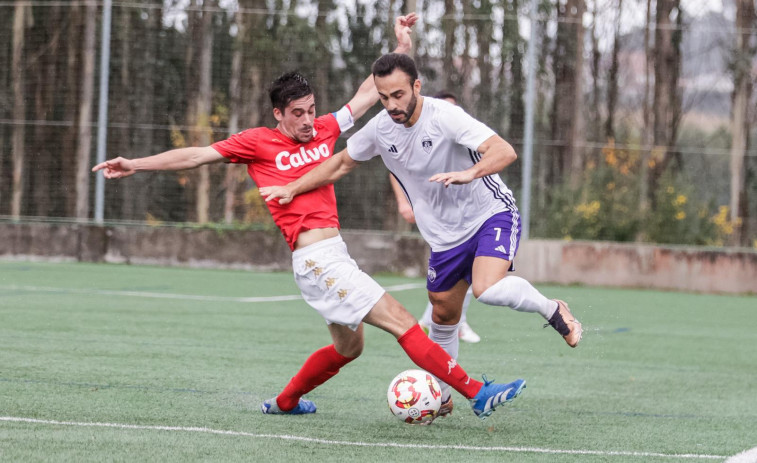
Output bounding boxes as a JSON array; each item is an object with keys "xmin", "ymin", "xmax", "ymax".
[{"xmin": 458, "ymin": 321, "xmax": 481, "ymax": 343}]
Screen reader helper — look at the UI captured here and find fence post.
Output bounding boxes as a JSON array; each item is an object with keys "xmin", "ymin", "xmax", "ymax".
[
  {"xmin": 521, "ymin": 0, "xmax": 538, "ymax": 240},
  {"xmin": 94, "ymin": 0, "xmax": 112, "ymax": 223}
]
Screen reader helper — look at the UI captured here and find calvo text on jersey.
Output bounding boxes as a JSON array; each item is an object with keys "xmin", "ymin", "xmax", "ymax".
[{"xmin": 275, "ymin": 143, "xmax": 331, "ymax": 171}]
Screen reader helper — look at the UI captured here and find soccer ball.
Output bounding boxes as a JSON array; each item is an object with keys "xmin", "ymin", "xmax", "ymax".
[{"xmin": 387, "ymin": 369, "xmax": 442, "ymax": 424}]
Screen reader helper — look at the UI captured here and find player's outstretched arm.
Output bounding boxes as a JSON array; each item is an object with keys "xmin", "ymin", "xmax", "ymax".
[
  {"xmin": 92, "ymin": 146, "xmax": 225, "ymax": 179},
  {"xmin": 429, "ymin": 135, "xmax": 517, "ymax": 187},
  {"xmin": 260, "ymin": 149, "xmax": 360, "ymax": 205},
  {"xmin": 346, "ymin": 13, "xmax": 418, "ymax": 120}
]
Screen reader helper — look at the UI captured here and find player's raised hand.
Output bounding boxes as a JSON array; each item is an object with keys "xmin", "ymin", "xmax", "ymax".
[
  {"xmin": 259, "ymin": 186, "xmax": 295, "ymax": 205},
  {"xmin": 429, "ymin": 170, "xmax": 476, "ymax": 187},
  {"xmin": 91, "ymin": 157, "xmax": 137, "ymax": 179},
  {"xmin": 394, "ymin": 12, "xmax": 418, "ymax": 53}
]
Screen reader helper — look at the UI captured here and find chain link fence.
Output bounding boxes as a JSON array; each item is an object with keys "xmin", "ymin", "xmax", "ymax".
[{"xmin": 1, "ymin": 0, "xmax": 755, "ymax": 247}]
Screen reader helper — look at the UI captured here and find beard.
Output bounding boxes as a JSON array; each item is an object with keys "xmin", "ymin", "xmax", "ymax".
[
  {"xmin": 387, "ymin": 93, "xmax": 418, "ymax": 125},
  {"xmin": 291, "ymin": 126, "xmax": 314, "ymax": 143}
]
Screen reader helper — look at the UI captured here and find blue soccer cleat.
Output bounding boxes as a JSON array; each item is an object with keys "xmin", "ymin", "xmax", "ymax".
[
  {"xmin": 469, "ymin": 376, "xmax": 526, "ymax": 420},
  {"xmin": 261, "ymin": 397, "xmax": 316, "ymax": 415}
]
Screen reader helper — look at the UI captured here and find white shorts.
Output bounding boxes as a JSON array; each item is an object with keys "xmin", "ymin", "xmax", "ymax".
[{"xmin": 292, "ymin": 235, "xmax": 385, "ymax": 331}]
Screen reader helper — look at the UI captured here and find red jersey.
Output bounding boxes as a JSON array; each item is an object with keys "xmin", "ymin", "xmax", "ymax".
[{"xmin": 212, "ymin": 108, "xmax": 354, "ymax": 250}]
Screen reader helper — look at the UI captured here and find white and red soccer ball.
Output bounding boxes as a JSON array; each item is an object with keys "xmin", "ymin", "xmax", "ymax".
[{"xmin": 387, "ymin": 369, "xmax": 442, "ymax": 424}]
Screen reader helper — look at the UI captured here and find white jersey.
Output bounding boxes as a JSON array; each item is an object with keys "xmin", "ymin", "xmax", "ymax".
[{"xmin": 347, "ymin": 97, "xmax": 517, "ymax": 252}]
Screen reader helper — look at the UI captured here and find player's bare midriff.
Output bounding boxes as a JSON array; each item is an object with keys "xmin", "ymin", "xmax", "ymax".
[{"xmin": 295, "ymin": 227, "xmax": 340, "ymax": 249}]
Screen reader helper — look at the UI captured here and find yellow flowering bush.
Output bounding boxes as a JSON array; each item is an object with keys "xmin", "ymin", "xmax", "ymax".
[
  {"xmin": 534, "ymin": 140, "xmax": 741, "ymax": 246},
  {"xmin": 707, "ymin": 206, "xmax": 742, "ymax": 246},
  {"xmin": 645, "ymin": 171, "xmax": 716, "ymax": 244},
  {"xmin": 538, "ymin": 141, "xmax": 640, "ymax": 241}
]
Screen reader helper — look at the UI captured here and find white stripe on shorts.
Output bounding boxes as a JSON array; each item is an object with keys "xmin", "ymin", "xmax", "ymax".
[{"xmin": 509, "ymin": 210, "xmax": 520, "ymax": 261}]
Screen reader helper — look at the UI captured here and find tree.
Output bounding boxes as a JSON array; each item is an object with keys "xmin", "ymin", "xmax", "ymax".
[
  {"xmin": 649, "ymin": 0, "xmax": 683, "ymax": 191},
  {"xmin": 185, "ymin": 0, "xmax": 215, "ymax": 224},
  {"xmin": 75, "ymin": 0, "xmax": 97, "ymax": 220},
  {"xmin": 504, "ymin": 0, "xmax": 525, "ymax": 143},
  {"xmin": 61, "ymin": 5, "xmax": 82, "ymax": 217},
  {"xmin": 442, "ymin": 0, "xmax": 461, "ymax": 92},
  {"xmin": 458, "ymin": 0, "xmax": 474, "ymax": 106},
  {"xmin": 240, "ymin": 0, "xmax": 271, "ymax": 130},
  {"xmin": 729, "ymin": 0, "xmax": 755, "ymax": 246},
  {"xmin": 313, "ymin": 0, "xmax": 334, "ymax": 120},
  {"xmin": 11, "ymin": 1, "xmax": 29, "ymax": 219},
  {"xmin": 473, "ymin": 0, "xmax": 494, "ymax": 127},
  {"xmin": 549, "ymin": 0, "xmax": 586, "ymax": 185},
  {"xmin": 0, "ymin": 8, "xmax": 9, "ymax": 214},
  {"xmin": 133, "ymin": 3, "xmax": 161, "ymax": 221},
  {"xmin": 29, "ymin": 4, "xmax": 66, "ymax": 217},
  {"xmin": 588, "ymin": 0, "xmax": 603, "ymax": 143},
  {"xmin": 112, "ymin": 4, "xmax": 133, "ymax": 220},
  {"xmin": 223, "ymin": 4, "xmax": 245, "ymax": 224},
  {"xmin": 605, "ymin": 0, "xmax": 624, "ymax": 141},
  {"xmin": 639, "ymin": 0, "xmax": 653, "ymax": 219},
  {"xmin": 109, "ymin": 3, "xmax": 161, "ymax": 222},
  {"xmin": 534, "ymin": 0, "xmax": 554, "ymax": 220}
]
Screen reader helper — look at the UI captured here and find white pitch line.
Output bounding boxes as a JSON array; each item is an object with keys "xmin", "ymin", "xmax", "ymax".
[
  {"xmin": 0, "ymin": 283, "xmax": 425, "ymax": 303},
  {"xmin": 0, "ymin": 416, "xmax": 726, "ymax": 460},
  {"xmin": 725, "ymin": 446, "xmax": 757, "ymax": 463}
]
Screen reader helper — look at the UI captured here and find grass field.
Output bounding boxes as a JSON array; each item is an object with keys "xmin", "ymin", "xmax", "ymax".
[{"xmin": 1, "ymin": 260, "xmax": 755, "ymax": 462}]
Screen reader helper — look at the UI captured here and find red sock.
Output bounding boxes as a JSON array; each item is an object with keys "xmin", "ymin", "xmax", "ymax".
[
  {"xmin": 397, "ymin": 324, "xmax": 483, "ymax": 399},
  {"xmin": 276, "ymin": 344, "xmax": 355, "ymax": 411}
]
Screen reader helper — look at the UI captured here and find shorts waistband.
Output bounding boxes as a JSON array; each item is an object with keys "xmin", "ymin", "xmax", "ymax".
[{"xmin": 292, "ymin": 234, "xmax": 344, "ymax": 258}]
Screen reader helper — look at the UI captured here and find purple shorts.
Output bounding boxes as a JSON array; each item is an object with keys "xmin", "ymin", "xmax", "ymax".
[{"xmin": 426, "ymin": 211, "xmax": 521, "ymax": 293}]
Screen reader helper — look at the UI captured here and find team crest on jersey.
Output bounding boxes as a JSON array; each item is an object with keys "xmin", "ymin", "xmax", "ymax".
[
  {"xmin": 427, "ymin": 266, "xmax": 436, "ymax": 283},
  {"xmin": 421, "ymin": 136, "xmax": 433, "ymax": 154}
]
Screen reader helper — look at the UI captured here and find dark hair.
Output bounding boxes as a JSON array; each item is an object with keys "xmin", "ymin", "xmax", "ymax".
[
  {"xmin": 268, "ymin": 71, "xmax": 313, "ymax": 112},
  {"xmin": 371, "ymin": 53, "xmax": 418, "ymax": 85},
  {"xmin": 433, "ymin": 91, "xmax": 457, "ymax": 102}
]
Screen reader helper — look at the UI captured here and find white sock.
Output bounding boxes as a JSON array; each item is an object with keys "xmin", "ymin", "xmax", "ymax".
[
  {"xmin": 420, "ymin": 302, "xmax": 433, "ymax": 326},
  {"xmin": 477, "ymin": 276, "xmax": 558, "ymax": 320},
  {"xmin": 428, "ymin": 321, "xmax": 459, "ymax": 402},
  {"xmin": 460, "ymin": 288, "xmax": 473, "ymax": 323}
]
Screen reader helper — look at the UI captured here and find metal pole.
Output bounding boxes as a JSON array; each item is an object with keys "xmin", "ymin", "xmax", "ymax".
[
  {"xmin": 521, "ymin": 0, "xmax": 538, "ymax": 240},
  {"xmin": 94, "ymin": 0, "xmax": 112, "ymax": 223}
]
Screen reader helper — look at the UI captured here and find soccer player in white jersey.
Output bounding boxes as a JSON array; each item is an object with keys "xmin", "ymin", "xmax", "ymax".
[
  {"xmin": 260, "ymin": 53, "xmax": 582, "ymax": 419},
  {"xmin": 94, "ymin": 18, "xmax": 527, "ymax": 422},
  {"xmin": 390, "ymin": 90, "xmax": 481, "ymax": 344}
]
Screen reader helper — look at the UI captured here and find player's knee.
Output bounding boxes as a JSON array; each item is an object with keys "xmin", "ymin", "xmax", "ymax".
[
  {"xmin": 335, "ymin": 338, "xmax": 364, "ymax": 358},
  {"xmin": 471, "ymin": 282, "xmax": 492, "ymax": 299},
  {"xmin": 344, "ymin": 344, "xmax": 364, "ymax": 358},
  {"xmin": 363, "ymin": 295, "xmax": 418, "ymax": 338},
  {"xmin": 430, "ymin": 309, "xmax": 459, "ymax": 325},
  {"xmin": 427, "ymin": 298, "xmax": 462, "ymax": 324},
  {"xmin": 472, "ymin": 273, "xmax": 505, "ymax": 298}
]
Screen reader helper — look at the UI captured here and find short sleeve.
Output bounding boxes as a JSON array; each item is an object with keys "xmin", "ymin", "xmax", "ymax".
[
  {"xmin": 437, "ymin": 104, "xmax": 496, "ymax": 152},
  {"xmin": 346, "ymin": 115, "xmax": 380, "ymax": 162},
  {"xmin": 211, "ymin": 129, "xmax": 258, "ymax": 163}
]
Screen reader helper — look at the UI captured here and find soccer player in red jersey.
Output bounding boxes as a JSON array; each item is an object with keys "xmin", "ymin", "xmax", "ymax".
[{"xmin": 92, "ymin": 14, "xmax": 525, "ymax": 421}]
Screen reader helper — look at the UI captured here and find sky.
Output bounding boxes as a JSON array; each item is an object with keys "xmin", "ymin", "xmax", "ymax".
[
  {"xmin": 619, "ymin": 0, "xmax": 729, "ymax": 35},
  {"xmin": 159, "ymin": 0, "xmax": 735, "ymax": 45}
]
